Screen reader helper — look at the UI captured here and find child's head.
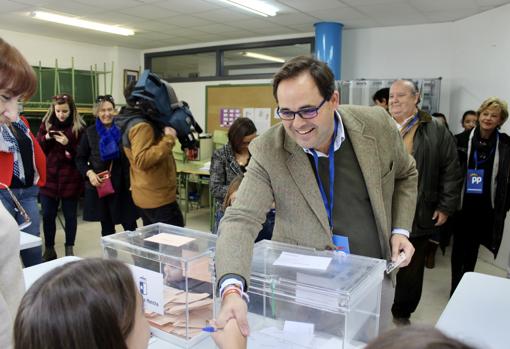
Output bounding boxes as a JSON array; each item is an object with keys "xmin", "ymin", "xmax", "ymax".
[
  {"xmin": 461, "ymin": 110, "xmax": 478, "ymax": 131},
  {"xmin": 223, "ymin": 175, "xmax": 244, "ymax": 211},
  {"xmin": 43, "ymin": 93, "xmax": 84, "ymax": 135},
  {"xmin": 14, "ymin": 258, "xmax": 150, "ymax": 349},
  {"xmin": 365, "ymin": 326, "xmax": 477, "ymax": 349}
]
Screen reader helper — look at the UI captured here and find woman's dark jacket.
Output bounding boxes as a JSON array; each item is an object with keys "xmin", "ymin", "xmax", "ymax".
[
  {"xmin": 75, "ymin": 124, "xmax": 138, "ymax": 224},
  {"xmin": 411, "ymin": 110, "xmax": 463, "ymax": 238},
  {"xmin": 36, "ymin": 123, "xmax": 83, "ymax": 199},
  {"xmin": 455, "ymin": 128, "xmax": 510, "ymax": 256},
  {"xmin": 210, "ymin": 143, "xmax": 245, "ymax": 211}
]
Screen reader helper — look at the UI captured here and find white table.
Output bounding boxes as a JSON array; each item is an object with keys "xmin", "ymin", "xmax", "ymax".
[
  {"xmin": 23, "ymin": 256, "xmax": 81, "ymax": 290},
  {"xmin": 436, "ymin": 272, "xmax": 510, "ymax": 349},
  {"xmin": 19, "ymin": 231, "xmax": 42, "ymax": 250}
]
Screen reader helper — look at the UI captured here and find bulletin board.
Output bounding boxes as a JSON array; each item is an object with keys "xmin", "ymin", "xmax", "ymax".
[{"xmin": 205, "ymin": 84, "xmax": 280, "ymax": 133}]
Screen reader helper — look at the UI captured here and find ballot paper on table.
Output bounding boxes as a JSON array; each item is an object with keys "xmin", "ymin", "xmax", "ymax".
[{"xmin": 272, "ymin": 251, "xmax": 332, "ymax": 271}]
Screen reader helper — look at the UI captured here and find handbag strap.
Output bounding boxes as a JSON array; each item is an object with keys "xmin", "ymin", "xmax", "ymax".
[{"xmin": 108, "ymin": 161, "xmax": 113, "ymax": 172}]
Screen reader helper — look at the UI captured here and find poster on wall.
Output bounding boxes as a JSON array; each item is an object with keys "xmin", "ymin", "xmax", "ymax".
[
  {"xmin": 220, "ymin": 108, "xmax": 241, "ymax": 127},
  {"xmin": 244, "ymin": 107, "xmax": 271, "ymax": 134}
]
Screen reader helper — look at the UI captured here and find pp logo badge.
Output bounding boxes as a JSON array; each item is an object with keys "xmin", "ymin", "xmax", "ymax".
[
  {"xmin": 466, "ymin": 169, "xmax": 484, "ymax": 194},
  {"xmin": 471, "ymin": 175, "xmax": 482, "ymax": 185}
]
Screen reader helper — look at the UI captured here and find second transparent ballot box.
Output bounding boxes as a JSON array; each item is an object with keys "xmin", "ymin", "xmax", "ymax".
[
  {"xmin": 247, "ymin": 240, "xmax": 386, "ymax": 349},
  {"xmin": 101, "ymin": 223, "xmax": 216, "ymax": 348}
]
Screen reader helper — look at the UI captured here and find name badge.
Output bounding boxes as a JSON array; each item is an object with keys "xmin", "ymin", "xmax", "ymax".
[
  {"xmin": 332, "ymin": 234, "xmax": 350, "ymax": 254},
  {"xmin": 466, "ymin": 169, "xmax": 484, "ymax": 194}
]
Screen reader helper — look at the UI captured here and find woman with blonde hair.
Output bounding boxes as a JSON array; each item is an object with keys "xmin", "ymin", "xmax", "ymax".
[
  {"xmin": 451, "ymin": 97, "xmax": 510, "ymax": 294},
  {"xmin": 0, "ymin": 37, "xmax": 44, "ymax": 349},
  {"xmin": 36, "ymin": 93, "xmax": 85, "ymax": 260}
]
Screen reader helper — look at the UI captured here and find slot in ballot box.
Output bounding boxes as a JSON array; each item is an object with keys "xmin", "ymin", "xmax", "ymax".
[
  {"xmin": 246, "ymin": 240, "xmax": 386, "ymax": 349},
  {"xmin": 101, "ymin": 223, "xmax": 216, "ymax": 348}
]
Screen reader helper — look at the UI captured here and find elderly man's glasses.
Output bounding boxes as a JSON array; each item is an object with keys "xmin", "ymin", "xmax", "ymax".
[
  {"xmin": 0, "ymin": 182, "xmax": 31, "ymax": 229},
  {"xmin": 277, "ymin": 98, "xmax": 327, "ymax": 120}
]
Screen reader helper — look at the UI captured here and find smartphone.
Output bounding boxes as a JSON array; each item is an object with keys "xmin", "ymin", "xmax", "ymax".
[{"xmin": 49, "ymin": 130, "xmax": 60, "ymax": 137}]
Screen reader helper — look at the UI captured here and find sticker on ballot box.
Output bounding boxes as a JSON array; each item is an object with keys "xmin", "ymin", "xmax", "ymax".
[{"xmin": 129, "ymin": 264, "xmax": 164, "ymax": 314}]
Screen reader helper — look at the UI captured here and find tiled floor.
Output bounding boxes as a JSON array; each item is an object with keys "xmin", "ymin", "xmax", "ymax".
[{"xmin": 46, "ymin": 206, "xmax": 506, "ymax": 327}]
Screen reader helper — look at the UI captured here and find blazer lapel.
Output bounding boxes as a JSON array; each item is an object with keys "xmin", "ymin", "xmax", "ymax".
[
  {"xmin": 284, "ymin": 133, "xmax": 331, "ymax": 235},
  {"xmin": 341, "ymin": 109, "xmax": 388, "ymax": 232}
]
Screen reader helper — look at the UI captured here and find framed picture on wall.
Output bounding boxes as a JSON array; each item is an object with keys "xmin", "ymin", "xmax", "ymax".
[{"xmin": 123, "ymin": 69, "xmax": 139, "ymax": 89}]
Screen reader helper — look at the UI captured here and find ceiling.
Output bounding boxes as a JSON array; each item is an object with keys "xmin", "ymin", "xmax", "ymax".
[{"xmin": 1, "ymin": 0, "xmax": 509, "ymax": 50}]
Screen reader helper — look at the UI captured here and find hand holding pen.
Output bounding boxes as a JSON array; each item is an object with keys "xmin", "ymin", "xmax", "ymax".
[{"xmin": 203, "ymin": 319, "xmax": 246, "ymax": 349}]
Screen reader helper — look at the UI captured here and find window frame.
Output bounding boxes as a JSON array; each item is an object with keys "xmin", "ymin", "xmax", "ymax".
[{"xmin": 144, "ymin": 37, "xmax": 314, "ymax": 82}]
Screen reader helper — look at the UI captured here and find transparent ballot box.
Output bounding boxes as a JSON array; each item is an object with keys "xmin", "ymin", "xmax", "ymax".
[
  {"xmin": 101, "ymin": 223, "xmax": 216, "ymax": 348},
  {"xmin": 247, "ymin": 240, "xmax": 386, "ymax": 349}
]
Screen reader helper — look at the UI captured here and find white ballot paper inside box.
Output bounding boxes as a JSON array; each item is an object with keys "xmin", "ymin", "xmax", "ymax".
[{"xmin": 295, "ymin": 272, "xmax": 340, "ymax": 308}]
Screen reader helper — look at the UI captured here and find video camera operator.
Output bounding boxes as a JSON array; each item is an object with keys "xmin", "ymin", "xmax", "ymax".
[{"xmin": 116, "ymin": 70, "xmax": 202, "ymax": 226}]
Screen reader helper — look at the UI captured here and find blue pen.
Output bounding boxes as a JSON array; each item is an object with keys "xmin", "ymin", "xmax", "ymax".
[{"xmin": 202, "ymin": 326, "xmax": 223, "ymax": 333}]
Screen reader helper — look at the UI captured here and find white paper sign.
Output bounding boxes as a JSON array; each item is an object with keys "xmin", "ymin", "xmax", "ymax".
[
  {"xmin": 244, "ymin": 107, "xmax": 271, "ymax": 134},
  {"xmin": 129, "ymin": 264, "xmax": 164, "ymax": 314},
  {"xmin": 273, "ymin": 252, "xmax": 332, "ymax": 271}
]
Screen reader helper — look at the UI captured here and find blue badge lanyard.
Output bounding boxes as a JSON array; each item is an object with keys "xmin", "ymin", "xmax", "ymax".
[
  {"xmin": 473, "ymin": 132, "xmax": 498, "ymax": 170},
  {"xmin": 400, "ymin": 113, "xmax": 420, "ymax": 137},
  {"xmin": 310, "ymin": 117, "xmax": 338, "ymax": 231}
]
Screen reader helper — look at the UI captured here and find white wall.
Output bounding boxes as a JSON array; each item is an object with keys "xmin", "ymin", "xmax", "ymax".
[
  {"xmin": 342, "ymin": 23, "xmax": 453, "ymax": 125},
  {"xmin": 449, "ymin": 5, "xmax": 510, "ymax": 136},
  {"xmin": 1, "ymin": 28, "xmax": 141, "ymax": 104}
]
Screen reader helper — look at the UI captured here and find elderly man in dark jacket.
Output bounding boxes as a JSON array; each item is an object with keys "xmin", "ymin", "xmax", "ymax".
[{"xmin": 389, "ymin": 79, "xmax": 463, "ymax": 325}]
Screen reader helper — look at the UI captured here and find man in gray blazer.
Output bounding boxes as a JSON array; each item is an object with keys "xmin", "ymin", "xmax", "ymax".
[{"xmin": 214, "ymin": 56, "xmax": 418, "ymax": 343}]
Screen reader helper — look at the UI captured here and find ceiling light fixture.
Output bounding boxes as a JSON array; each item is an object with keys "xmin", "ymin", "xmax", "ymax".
[
  {"xmin": 242, "ymin": 51, "xmax": 284, "ymax": 63},
  {"xmin": 219, "ymin": 0, "xmax": 278, "ymax": 17},
  {"xmin": 30, "ymin": 11, "xmax": 135, "ymax": 36}
]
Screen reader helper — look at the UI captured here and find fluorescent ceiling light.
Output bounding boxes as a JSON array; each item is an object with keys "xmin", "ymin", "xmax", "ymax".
[
  {"xmin": 219, "ymin": 0, "xmax": 278, "ymax": 17},
  {"xmin": 242, "ymin": 51, "xmax": 284, "ymax": 63},
  {"xmin": 30, "ymin": 11, "xmax": 134, "ymax": 36}
]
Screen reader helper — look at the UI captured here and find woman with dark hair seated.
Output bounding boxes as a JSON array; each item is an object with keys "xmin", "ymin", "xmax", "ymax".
[{"xmin": 210, "ymin": 117, "xmax": 257, "ymax": 234}]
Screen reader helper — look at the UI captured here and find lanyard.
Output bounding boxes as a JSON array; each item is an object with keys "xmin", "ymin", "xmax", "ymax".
[
  {"xmin": 310, "ymin": 117, "xmax": 338, "ymax": 231},
  {"xmin": 473, "ymin": 132, "xmax": 498, "ymax": 169},
  {"xmin": 400, "ymin": 113, "xmax": 420, "ymax": 138}
]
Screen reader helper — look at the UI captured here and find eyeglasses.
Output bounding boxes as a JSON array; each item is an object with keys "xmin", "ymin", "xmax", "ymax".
[
  {"xmin": 277, "ymin": 98, "xmax": 327, "ymax": 120},
  {"xmin": 96, "ymin": 95, "xmax": 114, "ymax": 103},
  {"xmin": 0, "ymin": 182, "xmax": 32, "ymax": 230}
]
